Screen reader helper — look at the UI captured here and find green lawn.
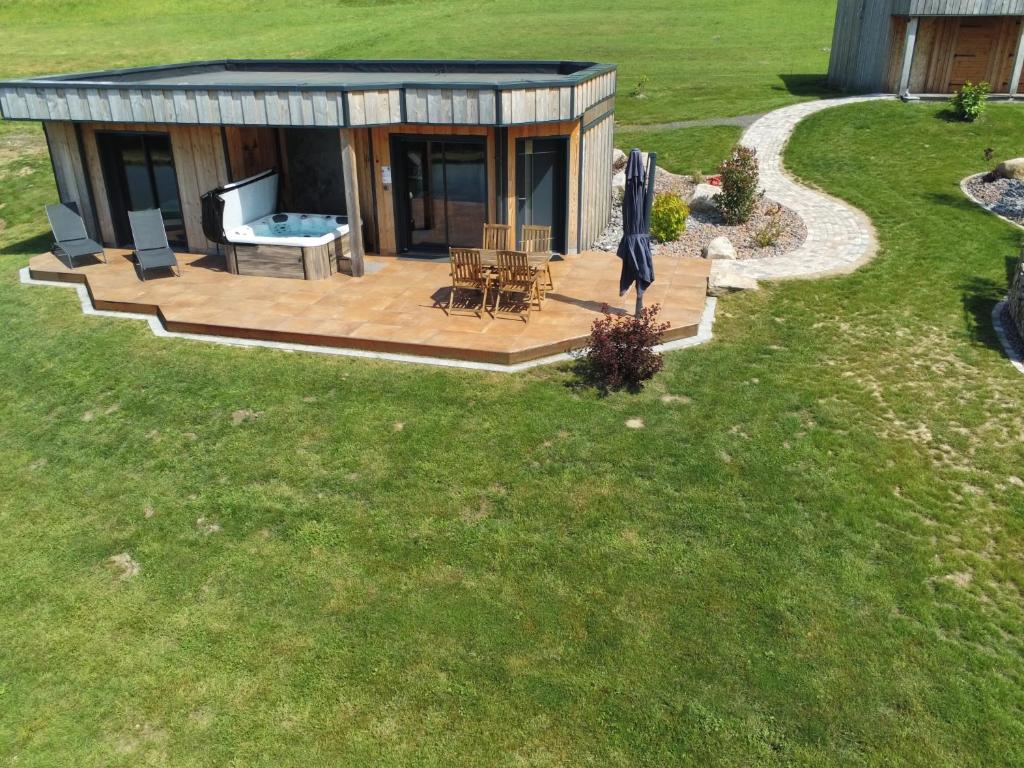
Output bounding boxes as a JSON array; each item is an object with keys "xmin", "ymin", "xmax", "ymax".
[
  {"xmin": 616, "ymin": 125, "xmax": 743, "ymax": 175},
  {"xmin": 4, "ymin": 0, "xmax": 1024, "ymax": 763},
  {"xmin": 2, "ymin": 94, "xmax": 1024, "ymax": 765},
  {"xmin": 0, "ymin": 0, "xmax": 837, "ymax": 124}
]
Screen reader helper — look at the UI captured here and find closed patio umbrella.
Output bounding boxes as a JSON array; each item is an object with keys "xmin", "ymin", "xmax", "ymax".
[{"xmin": 617, "ymin": 148, "xmax": 657, "ymax": 315}]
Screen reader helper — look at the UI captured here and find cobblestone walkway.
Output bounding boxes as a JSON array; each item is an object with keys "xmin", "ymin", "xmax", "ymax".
[{"xmin": 727, "ymin": 95, "xmax": 893, "ymax": 280}]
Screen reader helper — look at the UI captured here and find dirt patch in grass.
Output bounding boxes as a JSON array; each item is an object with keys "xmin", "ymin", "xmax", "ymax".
[
  {"xmin": 107, "ymin": 552, "xmax": 140, "ymax": 580},
  {"xmin": 231, "ymin": 409, "xmax": 263, "ymax": 425}
]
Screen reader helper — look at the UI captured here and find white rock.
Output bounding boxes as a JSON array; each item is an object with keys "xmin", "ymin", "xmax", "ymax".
[
  {"xmin": 688, "ymin": 183, "xmax": 721, "ymax": 213},
  {"xmin": 702, "ymin": 236, "xmax": 737, "ymax": 260},
  {"xmin": 612, "ymin": 148, "xmax": 627, "ymax": 171},
  {"xmin": 708, "ymin": 266, "xmax": 759, "ymax": 296},
  {"xmin": 611, "ymin": 170, "xmax": 627, "ymax": 196},
  {"xmin": 996, "ymin": 157, "xmax": 1024, "ymax": 180}
]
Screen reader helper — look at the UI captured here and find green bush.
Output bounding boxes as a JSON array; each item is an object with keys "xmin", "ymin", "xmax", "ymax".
[
  {"xmin": 950, "ymin": 81, "xmax": 991, "ymax": 122},
  {"xmin": 716, "ymin": 144, "xmax": 763, "ymax": 225},
  {"xmin": 649, "ymin": 193, "xmax": 689, "ymax": 242}
]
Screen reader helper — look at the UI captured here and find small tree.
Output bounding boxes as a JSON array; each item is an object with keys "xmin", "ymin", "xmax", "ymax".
[
  {"xmin": 950, "ymin": 81, "xmax": 991, "ymax": 122},
  {"xmin": 582, "ymin": 305, "xmax": 670, "ymax": 392},
  {"xmin": 715, "ymin": 144, "xmax": 763, "ymax": 225}
]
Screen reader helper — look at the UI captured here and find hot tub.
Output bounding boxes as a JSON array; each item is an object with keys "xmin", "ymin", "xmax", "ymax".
[
  {"xmin": 210, "ymin": 171, "xmax": 353, "ymax": 280},
  {"xmin": 226, "ymin": 213, "xmax": 349, "ymax": 248}
]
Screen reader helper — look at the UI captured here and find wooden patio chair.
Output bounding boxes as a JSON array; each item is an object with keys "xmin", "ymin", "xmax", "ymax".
[
  {"xmin": 482, "ymin": 223, "xmax": 512, "ymax": 251},
  {"xmin": 447, "ymin": 247, "xmax": 492, "ymax": 317},
  {"xmin": 494, "ymin": 250, "xmax": 542, "ymax": 323},
  {"xmin": 520, "ymin": 224, "xmax": 554, "ymax": 291}
]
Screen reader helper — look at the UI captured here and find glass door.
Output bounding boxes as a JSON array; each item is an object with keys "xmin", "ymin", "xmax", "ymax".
[
  {"xmin": 393, "ymin": 136, "xmax": 487, "ymax": 254},
  {"xmin": 98, "ymin": 132, "xmax": 185, "ymax": 247},
  {"xmin": 515, "ymin": 137, "xmax": 567, "ymax": 254}
]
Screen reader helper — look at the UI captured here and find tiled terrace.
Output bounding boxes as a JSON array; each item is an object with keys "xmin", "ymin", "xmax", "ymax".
[{"xmin": 28, "ymin": 249, "xmax": 710, "ymax": 365}]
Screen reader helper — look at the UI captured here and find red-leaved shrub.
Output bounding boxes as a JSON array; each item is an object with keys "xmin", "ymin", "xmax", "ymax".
[{"xmin": 583, "ymin": 305, "xmax": 670, "ymax": 392}]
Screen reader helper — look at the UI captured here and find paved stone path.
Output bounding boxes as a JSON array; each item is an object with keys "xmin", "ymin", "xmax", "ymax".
[{"xmin": 725, "ymin": 95, "xmax": 894, "ymax": 281}]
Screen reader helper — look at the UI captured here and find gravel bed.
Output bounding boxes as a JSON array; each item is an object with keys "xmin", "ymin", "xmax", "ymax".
[
  {"xmin": 964, "ymin": 174, "xmax": 1024, "ymax": 224},
  {"xmin": 593, "ymin": 168, "xmax": 807, "ymax": 261}
]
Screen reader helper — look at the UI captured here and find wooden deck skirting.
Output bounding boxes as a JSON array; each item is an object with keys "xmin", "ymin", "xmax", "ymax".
[{"xmin": 28, "ymin": 250, "xmax": 710, "ymax": 366}]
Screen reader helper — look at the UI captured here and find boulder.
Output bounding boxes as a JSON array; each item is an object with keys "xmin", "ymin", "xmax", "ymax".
[
  {"xmin": 612, "ymin": 148, "xmax": 627, "ymax": 171},
  {"xmin": 702, "ymin": 236, "xmax": 736, "ymax": 260},
  {"xmin": 996, "ymin": 158, "xmax": 1024, "ymax": 180},
  {"xmin": 708, "ymin": 264, "xmax": 759, "ymax": 297},
  {"xmin": 688, "ymin": 182, "xmax": 721, "ymax": 214},
  {"xmin": 611, "ymin": 170, "xmax": 627, "ymax": 197}
]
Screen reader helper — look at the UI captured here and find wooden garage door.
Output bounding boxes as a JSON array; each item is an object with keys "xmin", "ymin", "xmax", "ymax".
[{"xmin": 948, "ymin": 16, "xmax": 1021, "ymax": 92}]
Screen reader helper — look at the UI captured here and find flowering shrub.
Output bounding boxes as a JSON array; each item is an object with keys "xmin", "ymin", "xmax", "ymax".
[
  {"xmin": 650, "ymin": 193, "xmax": 689, "ymax": 242},
  {"xmin": 582, "ymin": 304, "xmax": 670, "ymax": 392},
  {"xmin": 950, "ymin": 81, "xmax": 991, "ymax": 122},
  {"xmin": 715, "ymin": 145, "xmax": 762, "ymax": 225}
]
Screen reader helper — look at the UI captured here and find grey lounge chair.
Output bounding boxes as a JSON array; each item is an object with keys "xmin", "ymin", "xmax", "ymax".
[
  {"xmin": 45, "ymin": 202, "xmax": 106, "ymax": 268},
  {"xmin": 128, "ymin": 208, "xmax": 181, "ymax": 280}
]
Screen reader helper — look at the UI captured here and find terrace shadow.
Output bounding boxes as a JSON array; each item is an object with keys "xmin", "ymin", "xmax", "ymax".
[{"xmin": 775, "ymin": 74, "xmax": 836, "ymax": 99}]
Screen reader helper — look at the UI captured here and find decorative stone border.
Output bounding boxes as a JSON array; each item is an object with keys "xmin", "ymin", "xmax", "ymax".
[{"xmin": 19, "ymin": 267, "xmax": 717, "ymax": 372}]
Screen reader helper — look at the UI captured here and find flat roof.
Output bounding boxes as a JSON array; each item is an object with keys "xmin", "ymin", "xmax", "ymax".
[
  {"xmin": 6, "ymin": 59, "xmax": 611, "ymax": 92},
  {"xmin": 0, "ymin": 59, "xmax": 617, "ymax": 129}
]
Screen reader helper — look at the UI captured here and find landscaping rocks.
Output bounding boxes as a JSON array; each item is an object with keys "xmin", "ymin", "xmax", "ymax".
[
  {"xmin": 593, "ymin": 151, "xmax": 807, "ymax": 264},
  {"xmin": 996, "ymin": 157, "xmax": 1024, "ymax": 180},
  {"xmin": 688, "ymin": 183, "xmax": 722, "ymax": 213},
  {"xmin": 708, "ymin": 264, "xmax": 760, "ymax": 296},
  {"xmin": 702, "ymin": 236, "xmax": 736, "ymax": 260},
  {"xmin": 612, "ymin": 148, "xmax": 627, "ymax": 171},
  {"xmin": 964, "ymin": 174, "xmax": 1024, "ymax": 225}
]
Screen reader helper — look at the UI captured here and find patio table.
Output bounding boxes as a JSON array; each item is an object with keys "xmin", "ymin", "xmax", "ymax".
[
  {"xmin": 474, "ymin": 248, "xmax": 555, "ymax": 293},
  {"xmin": 475, "ymin": 249, "xmax": 553, "ymax": 269}
]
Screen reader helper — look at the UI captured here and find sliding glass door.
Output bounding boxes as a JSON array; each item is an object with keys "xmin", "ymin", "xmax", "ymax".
[
  {"xmin": 97, "ymin": 132, "xmax": 185, "ymax": 248},
  {"xmin": 392, "ymin": 136, "xmax": 487, "ymax": 254}
]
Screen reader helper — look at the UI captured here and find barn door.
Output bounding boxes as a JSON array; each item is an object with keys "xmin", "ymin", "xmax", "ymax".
[{"xmin": 948, "ymin": 18, "xmax": 998, "ymax": 90}]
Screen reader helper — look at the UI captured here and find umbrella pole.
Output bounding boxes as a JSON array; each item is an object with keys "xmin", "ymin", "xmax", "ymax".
[{"xmin": 635, "ymin": 287, "xmax": 644, "ymax": 317}]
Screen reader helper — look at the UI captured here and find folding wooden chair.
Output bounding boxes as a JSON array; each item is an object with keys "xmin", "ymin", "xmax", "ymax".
[
  {"xmin": 447, "ymin": 248, "xmax": 492, "ymax": 317},
  {"xmin": 520, "ymin": 224, "xmax": 554, "ymax": 291},
  {"xmin": 482, "ymin": 223, "xmax": 512, "ymax": 251},
  {"xmin": 494, "ymin": 250, "xmax": 542, "ymax": 323}
]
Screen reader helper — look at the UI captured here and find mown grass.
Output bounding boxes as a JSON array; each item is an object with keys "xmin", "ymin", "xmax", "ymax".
[
  {"xmin": 616, "ymin": 125, "xmax": 743, "ymax": 175},
  {"xmin": 1, "ymin": 90, "xmax": 1024, "ymax": 765},
  {"xmin": 0, "ymin": 0, "xmax": 837, "ymax": 124}
]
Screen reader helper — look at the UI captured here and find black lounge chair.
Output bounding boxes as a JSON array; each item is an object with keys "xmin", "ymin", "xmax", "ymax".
[
  {"xmin": 45, "ymin": 202, "xmax": 106, "ymax": 268},
  {"xmin": 128, "ymin": 208, "xmax": 181, "ymax": 280}
]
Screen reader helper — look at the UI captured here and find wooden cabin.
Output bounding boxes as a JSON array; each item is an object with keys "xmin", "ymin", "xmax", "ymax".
[
  {"xmin": 0, "ymin": 60, "xmax": 616, "ymax": 278},
  {"xmin": 828, "ymin": 0, "xmax": 1024, "ymax": 97}
]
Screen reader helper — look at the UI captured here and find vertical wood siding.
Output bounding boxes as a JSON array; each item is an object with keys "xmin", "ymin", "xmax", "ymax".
[
  {"xmin": 74, "ymin": 121, "xmax": 228, "ymax": 252},
  {"xmin": 43, "ymin": 121, "xmax": 99, "ymax": 240},
  {"xmin": 578, "ymin": 114, "xmax": 614, "ymax": 252}
]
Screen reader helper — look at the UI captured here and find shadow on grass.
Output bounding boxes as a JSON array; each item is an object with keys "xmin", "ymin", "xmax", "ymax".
[
  {"xmin": 0, "ymin": 231, "xmax": 50, "ymax": 256},
  {"xmin": 775, "ymin": 74, "xmax": 837, "ymax": 99},
  {"xmin": 932, "ymin": 108, "xmax": 961, "ymax": 123},
  {"xmin": 961, "ymin": 261, "xmax": 1018, "ymax": 352}
]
